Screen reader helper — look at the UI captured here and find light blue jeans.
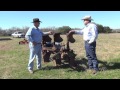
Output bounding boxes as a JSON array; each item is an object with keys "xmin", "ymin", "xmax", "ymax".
[{"xmin": 28, "ymin": 42, "xmax": 42, "ymax": 70}]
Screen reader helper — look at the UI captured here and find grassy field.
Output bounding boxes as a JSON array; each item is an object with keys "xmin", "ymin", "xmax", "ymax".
[{"xmin": 0, "ymin": 33, "xmax": 120, "ymax": 79}]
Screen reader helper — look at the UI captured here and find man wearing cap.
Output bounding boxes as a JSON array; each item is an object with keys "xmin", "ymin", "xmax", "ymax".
[
  {"xmin": 25, "ymin": 18, "xmax": 53, "ymax": 74},
  {"xmin": 69, "ymin": 16, "xmax": 99, "ymax": 74}
]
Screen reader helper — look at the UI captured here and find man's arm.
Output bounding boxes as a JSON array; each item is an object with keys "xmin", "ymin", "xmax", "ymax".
[
  {"xmin": 25, "ymin": 28, "xmax": 35, "ymax": 42},
  {"xmin": 42, "ymin": 31, "xmax": 53, "ymax": 36},
  {"xmin": 74, "ymin": 29, "xmax": 84, "ymax": 35},
  {"xmin": 25, "ymin": 28, "xmax": 38, "ymax": 46},
  {"xmin": 69, "ymin": 29, "xmax": 84, "ymax": 35},
  {"xmin": 88, "ymin": 25, "xmax": 98, "ymax": 44}
]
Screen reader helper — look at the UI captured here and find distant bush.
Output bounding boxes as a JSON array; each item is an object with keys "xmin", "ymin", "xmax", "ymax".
[{"xmin": 0, "ymin": 24, "xmax": 117, "ymax": 36}]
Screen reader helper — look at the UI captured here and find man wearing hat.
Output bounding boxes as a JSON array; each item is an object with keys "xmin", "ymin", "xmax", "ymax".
[
  {"xmin": 25, "ymin": 18, "xmax": 53, "ymax": 74},
  {"xmin": 69, "ymin": 16, "xmax": 99, "ymax": 74}
]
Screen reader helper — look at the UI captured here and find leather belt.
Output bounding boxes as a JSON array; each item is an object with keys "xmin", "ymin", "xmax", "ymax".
[
  {"xmin": 85, "ymin": 40, "xmax": 90, "ymax": 42},
  {"xmin": 37, "ymin": 43, "xmax": 41, "ymax": 44}
]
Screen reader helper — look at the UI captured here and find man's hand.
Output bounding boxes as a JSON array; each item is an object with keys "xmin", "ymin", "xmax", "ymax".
[
  {"xmin": 69, "ymin": 30, "xmax": 75, "ymax": 34},
  {"xmin": 48, "ymin": 31, "xmax": 53, "ymax": 35},
  {"xmin": 33, "ymin": 41, "xmax": 37, "ymax": 46}
]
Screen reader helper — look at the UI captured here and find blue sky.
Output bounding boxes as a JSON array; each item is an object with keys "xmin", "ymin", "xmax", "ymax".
[{"xmin": 0, "ymin": 11, "xmax": 120, "ymax": 29}]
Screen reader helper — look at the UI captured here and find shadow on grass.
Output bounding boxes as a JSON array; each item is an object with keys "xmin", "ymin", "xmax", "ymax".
[
  {"xmin": 68, "ymin": 58, "xmax": 120, "ymax": 72},
  {"xmin": 74, "ymin": 58, "xmax": 120, "ymax": 72},
  {"xmin": 101, "ymin": 61, "xmax": 120, "ymax": 70},
  {"xmin": 0, "ymin": 38, "xmax": 12, "ymax": 41},
  {"xmin": 36, "ymin": 58, "xmax": 88, "ymax": 72},
  {"xmin": 34, "ymin": 58, "xmax": 120, "ymax": 73}
]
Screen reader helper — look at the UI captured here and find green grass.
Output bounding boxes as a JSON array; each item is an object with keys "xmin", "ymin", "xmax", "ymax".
[{"xmin": 0, "ymin": 33, "xmax": 120, "ymax": 79}]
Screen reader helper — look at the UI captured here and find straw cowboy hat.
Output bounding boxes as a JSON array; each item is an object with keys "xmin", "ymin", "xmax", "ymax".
[
  {"xmin": 31, "ymin": 18, "xmax": 42, "ymax": 23},
  {"xmin": 81, "ymin": 16, "xmax": 93, "ymax": 21}
]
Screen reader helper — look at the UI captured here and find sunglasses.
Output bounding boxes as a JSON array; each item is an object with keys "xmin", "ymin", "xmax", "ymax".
[{"xmin": 84, "ymin": 19, "xmax": 89, "ymax": 21}]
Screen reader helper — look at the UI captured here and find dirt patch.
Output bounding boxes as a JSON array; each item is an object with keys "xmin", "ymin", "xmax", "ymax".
[
  {"xmin": 0, "ymin": 63, "xmax": 18, "ymax": 79},
  {"xmin": 0, "ymin": 44, "xmax": 13, "ymax": 51}
]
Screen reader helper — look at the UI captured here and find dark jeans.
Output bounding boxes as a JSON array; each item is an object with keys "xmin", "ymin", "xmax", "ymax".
[{"xmin": 85, "ymin": 41, "xmax": 99, "ymax": 71}]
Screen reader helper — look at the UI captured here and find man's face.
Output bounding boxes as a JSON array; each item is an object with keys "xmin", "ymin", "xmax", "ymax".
[
  {"xmin": 34, "ymin": 22, "xmax": 40, "ymax": 27},
  {"xmin": 83, "ymin": 19, "xmax": 89, "ymax": 25}
]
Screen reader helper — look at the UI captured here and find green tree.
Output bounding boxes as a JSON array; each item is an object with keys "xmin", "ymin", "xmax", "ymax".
[
  {"xmin": 104, "ymin": 26, "xmax": 112, "ymax": 33},
  {"xmin": 96, "ymin": 24, "xmax": 104, "ymax": 33},
  {"xmin": 57, "ymin": 26, "xmax": 71, "ymax": 34}
]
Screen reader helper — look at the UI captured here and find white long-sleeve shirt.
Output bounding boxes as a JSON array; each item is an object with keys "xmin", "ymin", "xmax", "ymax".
[{"xmin": 74, "ymin": 23, "xmax": 98, "ymax": 44}]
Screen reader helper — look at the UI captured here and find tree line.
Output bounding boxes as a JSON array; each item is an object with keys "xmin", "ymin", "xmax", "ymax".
[{"xmin": 0, "ymin": 23, "xmax": 118, "ymax": 36}]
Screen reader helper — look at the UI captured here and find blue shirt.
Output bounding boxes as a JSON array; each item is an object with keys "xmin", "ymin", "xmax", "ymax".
[
  {"xmin": 25, "ymin": 26, "xmax": 49, "ymax": 43},
  {"xmin": 75, "ymin": 23, "xmax": 98, "ymax": 44}
]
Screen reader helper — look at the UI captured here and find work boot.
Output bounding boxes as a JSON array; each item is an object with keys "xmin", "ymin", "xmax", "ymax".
[
  {"xmin": 67, "ymin": 32, "xmax": 75, "ymax": 43},
  {"xmin": 92, "ymin": 69, "xmax": 99, "ymax": 74},
  {"xmin": 28, "ymin": 69, "xmax": 34, "ymax": 74},
  {"xmin": 53, "ymin": 33, "xmax": 63, "ymax": 42}
]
